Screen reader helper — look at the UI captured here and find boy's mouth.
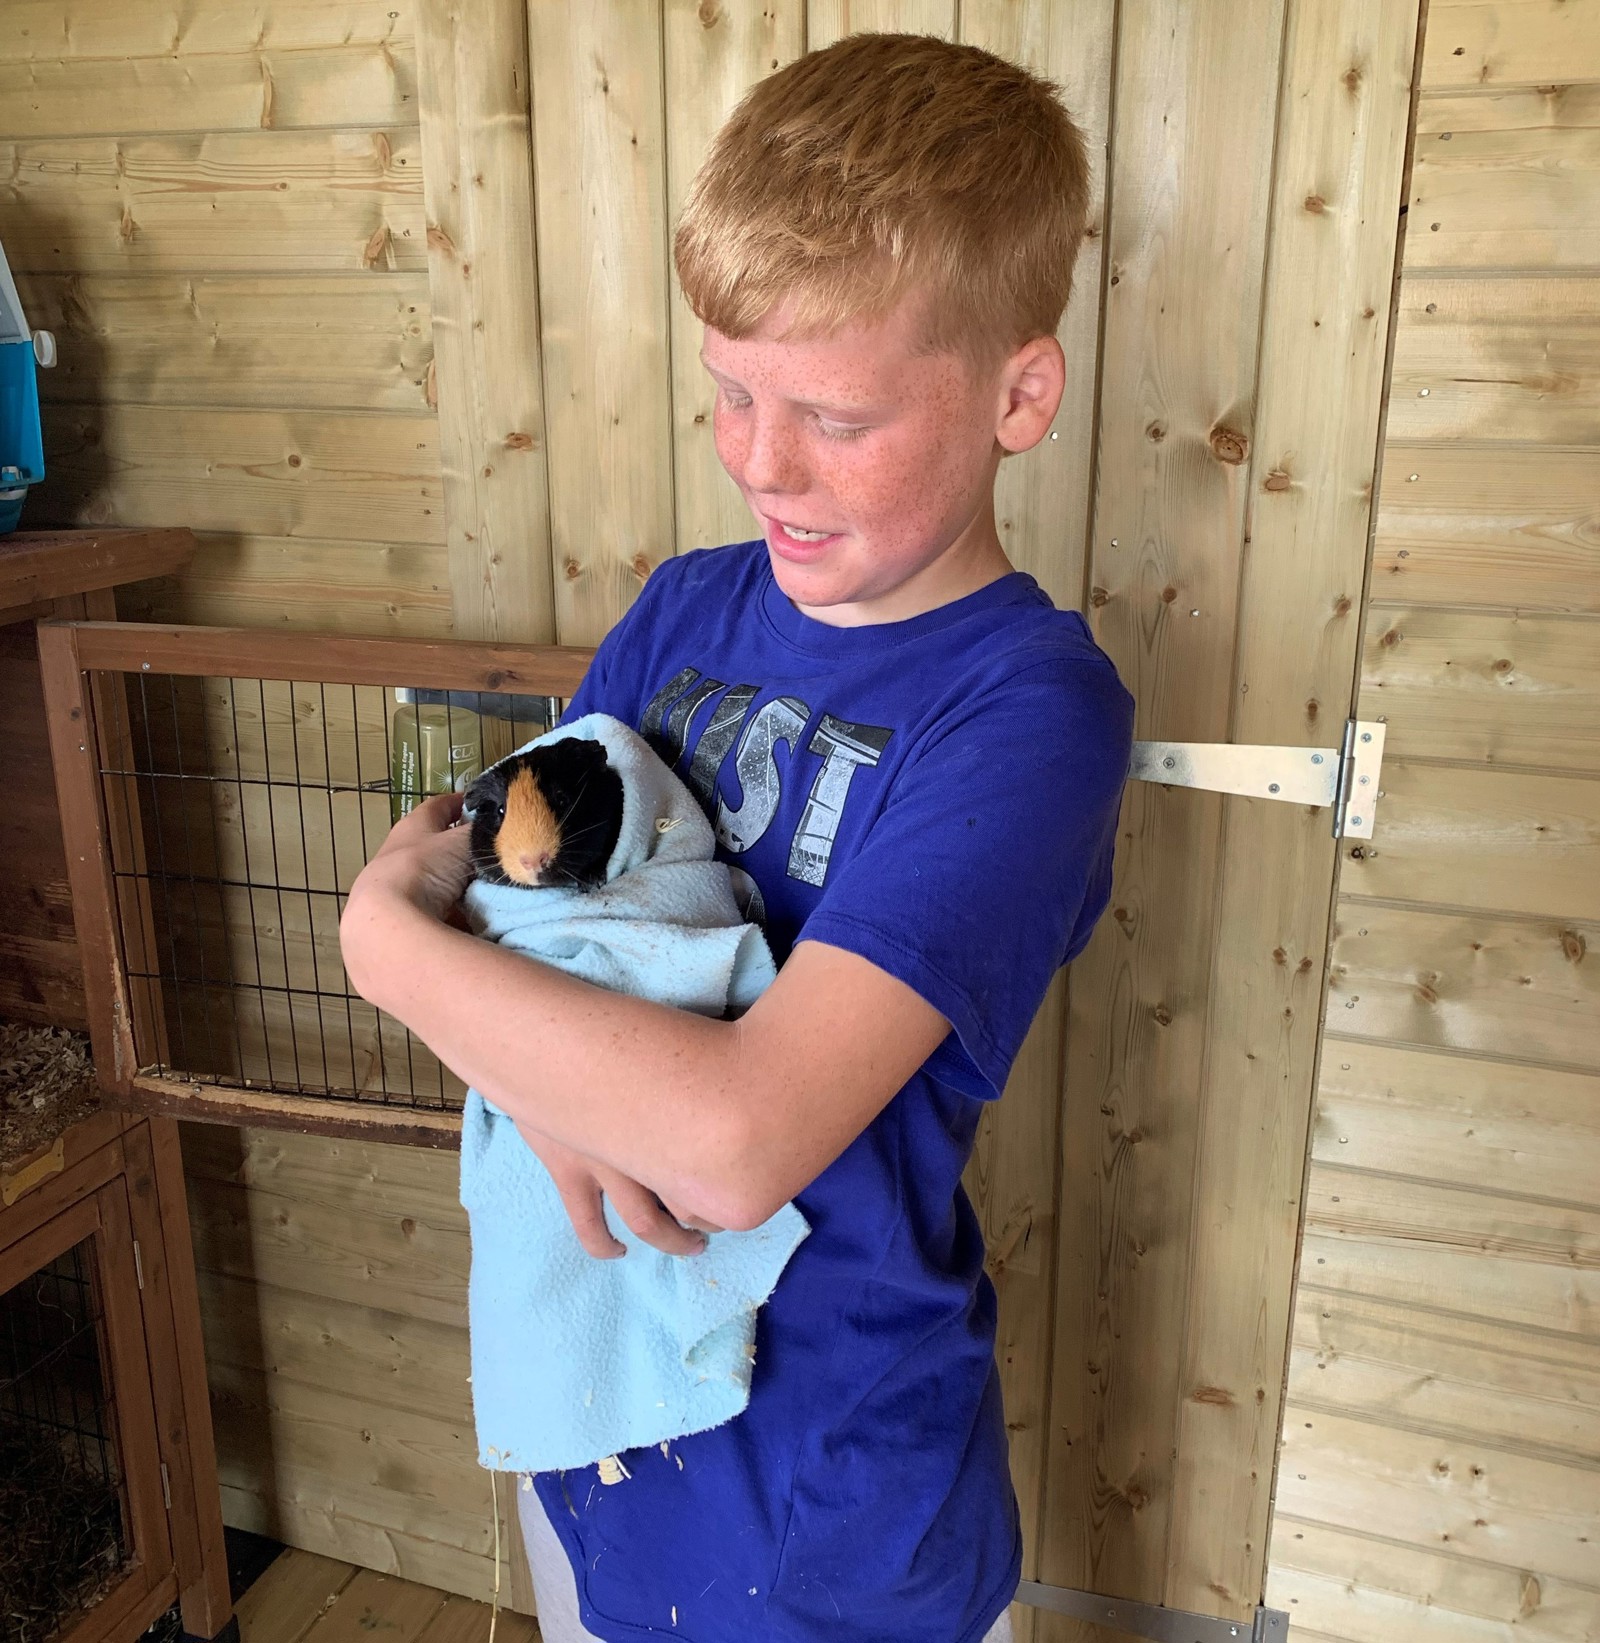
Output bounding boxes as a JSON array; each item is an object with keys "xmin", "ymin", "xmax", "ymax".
[{"xmin": 765, "ymin": 515, "xmax": 842, "ymax": 558}]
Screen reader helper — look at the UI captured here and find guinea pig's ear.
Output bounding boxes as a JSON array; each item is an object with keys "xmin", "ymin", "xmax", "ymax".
[
  {"xmin": 555, "ymin": 736, "xmax": 611, "ymax": 774},
  {"xmin": 462, "ymin": 768, "xmax": 500, "ymax": 818}
]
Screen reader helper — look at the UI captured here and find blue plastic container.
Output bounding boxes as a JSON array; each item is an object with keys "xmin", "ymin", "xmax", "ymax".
[
  {"xmin": 0, "ymin": 334, "xmax": 46, "ymax": 533},
  {"xmin": 0, "ymin": 236, "xmax": 53, "ymax": 534}
]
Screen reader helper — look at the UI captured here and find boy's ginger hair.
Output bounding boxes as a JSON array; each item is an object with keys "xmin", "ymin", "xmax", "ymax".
[{"xmin": 674, "ymin": 32, "xmax": 1092, "ymax": 367}]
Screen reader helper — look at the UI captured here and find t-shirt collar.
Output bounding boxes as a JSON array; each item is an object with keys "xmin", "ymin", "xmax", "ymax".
[{"xmin": 755, "ymin": 546, "xmax": 1044, "ymax": 657}]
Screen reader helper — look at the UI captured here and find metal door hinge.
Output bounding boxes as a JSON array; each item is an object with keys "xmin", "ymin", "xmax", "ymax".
[
  {"xmin": 132, "ymin": 1238, "xmax": 144, "ymax": 1291},
  {"xmin": 1129, "ymin": 717, "xmax": 1385, "ymax": 839},
  {"xmin": 159, "ymin": 1462, "xmax": 172, "ymax": 1510},
  {"xmin": 1016, "ymin": 1581, "xmax": 1290, "ymax": 1643}
]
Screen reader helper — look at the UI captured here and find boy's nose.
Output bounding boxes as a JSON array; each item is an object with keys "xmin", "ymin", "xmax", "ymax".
[{"xmin": 738, "ymin": 410, "xmax": 807, "ymax": 497}]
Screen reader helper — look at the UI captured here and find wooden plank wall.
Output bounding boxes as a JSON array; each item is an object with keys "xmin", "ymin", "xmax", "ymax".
[
  {"xmin": 4, "ymin": 1, "xmax": 452, "ymax": 638},
  {"xmin": 1265, "ymin": 4, "xmax": 1600, "ymax": 1641},
  {"xmin": 2, "ymin": 0, "xmax": 1425, "ymax": 1627}
]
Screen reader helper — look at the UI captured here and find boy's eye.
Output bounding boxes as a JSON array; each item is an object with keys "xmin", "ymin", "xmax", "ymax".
[
  {"xmin": 719, "ymin": 386, "xmax": 752, "ymax": 410},
  {"xmin": 815, "ymin": 417, "xmax": 870, "ymax": 442}
]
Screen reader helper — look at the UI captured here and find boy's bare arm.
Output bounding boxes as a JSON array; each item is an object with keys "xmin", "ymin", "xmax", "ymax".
[{"xmin": 340, "ymin": 793, "xmax": 949, "ymax": 1234}]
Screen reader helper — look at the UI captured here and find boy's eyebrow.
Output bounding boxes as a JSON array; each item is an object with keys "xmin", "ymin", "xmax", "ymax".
[{"xmin": 698, "ymin": 352, "xmax": 884, "ymax": 419}]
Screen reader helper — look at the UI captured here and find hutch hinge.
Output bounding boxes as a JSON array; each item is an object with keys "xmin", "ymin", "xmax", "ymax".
[{"xmin": 1129, "ymin": 717, "xmax": 1386, "ymax": 839}]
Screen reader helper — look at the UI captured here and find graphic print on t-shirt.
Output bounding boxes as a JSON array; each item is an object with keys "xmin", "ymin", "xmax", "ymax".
[{"xmin": 640, "ymin": 667, "xmax": 893, "ymax": 890}]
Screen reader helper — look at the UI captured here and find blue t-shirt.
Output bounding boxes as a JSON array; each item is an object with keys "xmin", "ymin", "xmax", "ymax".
[{"xmin": 532, "ymin": 540, "xmax": 1133, "ymax": 1643}]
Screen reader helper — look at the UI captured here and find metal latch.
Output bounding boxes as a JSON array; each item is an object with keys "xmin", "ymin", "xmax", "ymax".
[
  {"xmin": 1129, "ymin": 718, "xmax": 1385, "ymax": 839},
  {"xmin": 1017, "ymin": 1581, "xmax": 1290, "ymax": 1643}
]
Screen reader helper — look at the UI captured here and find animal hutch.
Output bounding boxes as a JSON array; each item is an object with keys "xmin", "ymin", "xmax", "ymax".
[
  {"xmin": 1, "ymin": 529, "xmax": 232, "ymax": 1643},
  {"xmin": 1, "ymin": 1, "xmax": 1595, "ymax": 1642}
]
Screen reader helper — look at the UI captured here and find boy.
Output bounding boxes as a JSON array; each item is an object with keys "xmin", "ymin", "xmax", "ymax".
[{"xmin": 341, "ymin": 32, "xmax": 1133, "ymax": 1643}]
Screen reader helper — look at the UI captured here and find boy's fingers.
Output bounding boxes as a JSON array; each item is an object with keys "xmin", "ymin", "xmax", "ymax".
[
  {"xmin": 553, "ymin": 1175, "xmax": 625, "ymax": 1260},
  {"xmin": 659, "ymin": 1196, "xmax": 723, "ymax": 1236},
  {"xmin": 382, "ymin": 790, "xmax": 464, "ymax": 848},
  {"xmin": 606, "ymin": 1178, "xmax": 707, "ymax": 1257}
]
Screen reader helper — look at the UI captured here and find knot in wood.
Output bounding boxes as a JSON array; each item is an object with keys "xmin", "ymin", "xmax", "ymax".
[
  {"xmin": 1304, "ymin": 193, "xmax": 1327, "ymax": 214},
  {"xmin": 1209, "ymin": 425, "xmax": 1249, "ymax": 465},
  {"xmin": 698, "ymin": 0, "xmax": 721, "ymax": 23},
  {"xmin": 1152, "ymin": 1004, "xmax": 1173, "ymax": 1027},
  {"xmin": 1264, "ymin": 469, "xmax": 1292, "ymax": 491}
]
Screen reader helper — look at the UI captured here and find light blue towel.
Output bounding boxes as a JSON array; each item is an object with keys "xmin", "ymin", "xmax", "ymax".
[{"xmin": 457, "ymin": 713, "xmax": 810, "ymax": 1474}]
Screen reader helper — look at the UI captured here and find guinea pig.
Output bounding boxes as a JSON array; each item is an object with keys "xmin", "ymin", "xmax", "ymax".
[{"xmin": 463, "ymin": 738, "xmax": 624, "ymax": 890}]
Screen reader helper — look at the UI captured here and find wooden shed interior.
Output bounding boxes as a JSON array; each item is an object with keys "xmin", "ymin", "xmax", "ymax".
[{"xmin": 1, "ymin": 1, "xmax": 1596, "ymax": 1642}]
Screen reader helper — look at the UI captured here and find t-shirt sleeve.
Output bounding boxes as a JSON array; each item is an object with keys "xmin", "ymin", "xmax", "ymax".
[
  {"xmin": 798, "ymin": 657, "xmax": 1133, "ymax": 1101},
  {"xmin": 557, "ymin": 555, "xmax": 682, "ymax": 725}
]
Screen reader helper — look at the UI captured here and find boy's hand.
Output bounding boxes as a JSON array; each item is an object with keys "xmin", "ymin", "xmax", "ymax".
[
  {"xmin": 347, "ymin": 790, "xmax": 474, "ymax": 924},
  {"xmin": 512, "ymin": 1119, "xmax": 720, "ymax": 1259}
]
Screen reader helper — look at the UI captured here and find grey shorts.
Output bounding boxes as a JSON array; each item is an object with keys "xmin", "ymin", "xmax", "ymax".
[{"xmin": 518, "ymin": 1478, "xmax": 1016, "ymax": 1643}]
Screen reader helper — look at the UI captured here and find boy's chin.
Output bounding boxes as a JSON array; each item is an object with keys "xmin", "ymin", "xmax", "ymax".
[{"xmin": 765, "ymin": 547, "xmax": 851, "ymax": 607}]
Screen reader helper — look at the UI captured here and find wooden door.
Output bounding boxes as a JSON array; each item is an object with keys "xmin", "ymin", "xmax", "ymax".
[
  {"xmin": 1264, "ymin": 4, "xmax": 1600, "ymax": 1639},
  {"xmin": 0, "ymin": 1174, "xmax": 177, "ymax": 1643}
]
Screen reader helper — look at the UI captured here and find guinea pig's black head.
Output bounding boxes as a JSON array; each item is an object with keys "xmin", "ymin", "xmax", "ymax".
[{"xmin": 463, "ymin": 737, "xmax": 624, "ymax": 890}]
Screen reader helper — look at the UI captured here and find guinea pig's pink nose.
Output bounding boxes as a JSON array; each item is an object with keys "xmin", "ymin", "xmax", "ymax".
[{"xmin": 519, "ymin": 851, "xmax": 552, "ymax": 877}]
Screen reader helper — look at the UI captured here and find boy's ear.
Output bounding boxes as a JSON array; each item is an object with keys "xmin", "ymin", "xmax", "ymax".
[{"xmin": 994, "ymin": 333, "xmax": 1067, "ymax": 456}]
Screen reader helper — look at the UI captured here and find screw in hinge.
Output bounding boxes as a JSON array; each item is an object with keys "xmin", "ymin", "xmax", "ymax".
[
  {"xmin": 160, "ymin": 1463, "xmax": 172, "ymax": 1510},
  {"xmin": 133, "ymin": 1239, "xmax": 144, "ymax": 1291}
]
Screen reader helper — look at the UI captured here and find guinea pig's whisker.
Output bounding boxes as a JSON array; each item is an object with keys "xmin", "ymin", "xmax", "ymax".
[{"xmin": 554, "ymin": 819, "xmax": 611, "ymax": 844}]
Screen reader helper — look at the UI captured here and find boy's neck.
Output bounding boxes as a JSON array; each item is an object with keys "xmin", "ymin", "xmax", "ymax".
[{"xmin": 788, "ymin": 511, "xmax": 1016, "ymax": 630}]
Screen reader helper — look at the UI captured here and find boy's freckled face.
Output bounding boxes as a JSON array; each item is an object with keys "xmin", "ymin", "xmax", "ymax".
[{"xmin": 701, "ymin": 297, "xmax": 1012, "ymax": 627}]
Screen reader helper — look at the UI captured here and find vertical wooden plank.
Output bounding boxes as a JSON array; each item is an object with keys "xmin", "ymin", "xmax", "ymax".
[
  {"xmin": 960, "ymin": 0, "xmax": 1114, "ymax": 610},
  {"xmin": 1040, "ymin": 2, "xmax": 1289, "ymax": 1633},
  {"xmin": 79, "ymin": 586, "xmax": 171, "ymax": 1078},
  {"xmin": 37, "ymin": 620, "xmax": 137, "ymax": 1095},
  {"xmin": 806, "ymin": 0, "xmax": 956, "ymax": 46},
  {"xmin": 949, "ymin": 11, "xmax": 1117, "ymax": 1635},
  {"xmin": 664, "ymin": 0, "xmax": 805, "ymax": 554},
  {"xmin": 1163, "ymin": 0, "xmax": 1421, "ymax": 1618},
  {"xmin": 93, "ymin": 1180, "xmax": 178, "ymax": 1597},
  {"xmin": 527, "ymin": 2, "xmax": 676, "ymax": 645},
  {"xmin": 417, "ymin": 0, "xmax": 555, "ymax": 643},
  {"xmin": 123, "ymin": 1118, "xmax": 234, "ymax": 1636}
]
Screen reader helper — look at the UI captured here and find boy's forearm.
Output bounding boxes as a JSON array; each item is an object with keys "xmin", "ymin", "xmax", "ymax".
[{"xmin": 341, "ymin": 886, "xmax": 761, "ymax": 1227}]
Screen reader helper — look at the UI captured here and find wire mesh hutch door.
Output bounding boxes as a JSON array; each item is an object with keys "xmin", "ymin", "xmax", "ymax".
[
  {"xmin": 0, "ymin": 1166, "xmax": 174, "ymax": 1643},
  {"xmin": 37, "ymin": 622, "xmax": 595, "ymax": 1145}
]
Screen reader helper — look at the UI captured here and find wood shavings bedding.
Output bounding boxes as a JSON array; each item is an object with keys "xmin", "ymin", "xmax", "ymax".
[{"xmin": 0, "ymin": 1021, "xmax": 99, "ymax": 1171}]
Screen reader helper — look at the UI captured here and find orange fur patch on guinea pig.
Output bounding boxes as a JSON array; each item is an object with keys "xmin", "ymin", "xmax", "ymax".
[{"xmin": 496, "ymin": 765, "xmax": 564, "ymax": 886}]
